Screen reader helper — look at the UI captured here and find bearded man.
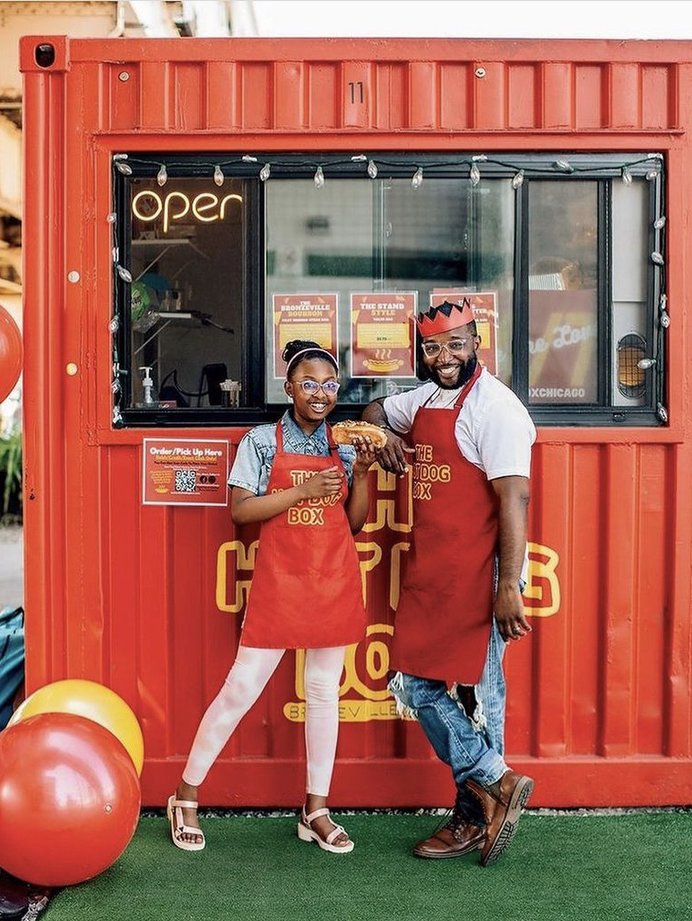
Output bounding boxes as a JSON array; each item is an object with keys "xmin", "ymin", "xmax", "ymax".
[{"xmin": 362, "ymin": 299, "xmax": 536, "ymax": 866}]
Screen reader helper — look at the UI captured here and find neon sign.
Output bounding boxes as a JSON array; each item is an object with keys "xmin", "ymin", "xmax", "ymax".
[{"xmin": 131, "ymin": 190, "xmax": 243, "ymax": 233}]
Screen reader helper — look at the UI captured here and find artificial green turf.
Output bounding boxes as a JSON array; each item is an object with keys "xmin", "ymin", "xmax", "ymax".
[{"xmin": 45, "ymin": 813, "xmax": 690, "ymax": 921}]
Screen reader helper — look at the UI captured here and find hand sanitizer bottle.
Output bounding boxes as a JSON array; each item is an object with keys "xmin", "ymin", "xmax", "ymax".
[{"xmin": 139, "ymin": 366, "xmax": 155, "ymax": 405}]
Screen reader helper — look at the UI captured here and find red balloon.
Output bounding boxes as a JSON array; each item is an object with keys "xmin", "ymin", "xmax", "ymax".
[
  {"xmin": 0, "ymin": 304, "xmax": 22, "ymax": 404},
  {"xmin": 0, "ymin": 713, "xmax": 141, "ymax": 887}
]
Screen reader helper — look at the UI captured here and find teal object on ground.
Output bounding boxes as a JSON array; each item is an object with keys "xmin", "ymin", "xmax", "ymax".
[{"xmin": 0, "ymin": 606, "xmax": 24, "ymax": 729}]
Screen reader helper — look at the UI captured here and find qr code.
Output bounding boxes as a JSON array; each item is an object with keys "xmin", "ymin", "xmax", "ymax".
[{"xmin": 175, "ymin": 469, "xmax": 197, "ymax": 493}]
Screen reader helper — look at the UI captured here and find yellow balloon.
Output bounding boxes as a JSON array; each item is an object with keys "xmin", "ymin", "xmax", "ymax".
[{"xmin": 8, "ymin": 679, "xmax": 144, "ymax": 776}]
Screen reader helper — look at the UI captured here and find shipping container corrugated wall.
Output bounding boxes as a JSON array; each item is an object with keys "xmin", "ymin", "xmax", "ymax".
[{"xmin": 20, "ymin": 37, "xmax": 692, "ymax": 806}]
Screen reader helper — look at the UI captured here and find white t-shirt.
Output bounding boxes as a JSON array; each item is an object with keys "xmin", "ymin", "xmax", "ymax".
[{"xmin": 382, "ymin": 367, "xmax": 536, "ymax": 481}]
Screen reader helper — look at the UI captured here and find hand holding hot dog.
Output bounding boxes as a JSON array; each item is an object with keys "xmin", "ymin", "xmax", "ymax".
[{"xmin": 299, "ymin": 466, "xmax": 344, "ymax": 499}]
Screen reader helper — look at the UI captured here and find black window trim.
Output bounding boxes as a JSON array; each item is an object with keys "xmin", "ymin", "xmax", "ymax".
[{"xmin": 112, "ymin": 151, "xmax": 665, "ymax": 428}]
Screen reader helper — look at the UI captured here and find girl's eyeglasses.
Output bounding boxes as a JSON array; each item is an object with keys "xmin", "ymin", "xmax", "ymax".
[{"xmin": 295, "ymin": 380, "xmax": 341, "ymax": 395}]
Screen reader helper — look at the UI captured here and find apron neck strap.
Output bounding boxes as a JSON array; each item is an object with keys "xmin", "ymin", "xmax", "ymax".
[
  {"xmin": 276, "ymin": 417, "xmax": 337, "ymax": 453},
  {"xmin": 453, "ymin": 362, "xmax": 483, "ymax": 408}
]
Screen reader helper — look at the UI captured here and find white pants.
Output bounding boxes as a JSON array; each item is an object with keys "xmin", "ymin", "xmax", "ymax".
[{"xmin": 182, "ymin": 645, "xmax": 345, "ymax": 797}]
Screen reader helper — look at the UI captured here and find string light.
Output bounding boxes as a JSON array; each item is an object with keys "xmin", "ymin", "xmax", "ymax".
[
  {"xmin": 314, "ymin": 165, "xmax": 325, "ymax": 188},
  {"xmin": 106, "ymin": 212, "xmax": 117, "ymax": 224},
  {"xmin": 116, "ymin": 265, "xmax": 133, "ymax": 283},
  {"xmin": 653, "ymin": 216, "xmax": 666, "ymax": 230},
  {"xmin": 112, "ymin": 153, "xmax": 664, "ymax": 187},
  {"xmin": 650, "ymin": 252, "xmax": 664, "ymax": 266},
  {"xmin": 659, "ymin": 294, "xmax": 670, "ymax": 328}
]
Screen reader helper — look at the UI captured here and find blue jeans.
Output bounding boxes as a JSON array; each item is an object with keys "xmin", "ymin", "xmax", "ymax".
[{"xmin": 389, "ymin": 620, "xmax": 508, "ymax": 809}]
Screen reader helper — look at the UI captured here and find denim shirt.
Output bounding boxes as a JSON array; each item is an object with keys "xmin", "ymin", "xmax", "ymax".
[{"xmin": 228, "ymin": 411, "xmax": 356, "ymax": 496}]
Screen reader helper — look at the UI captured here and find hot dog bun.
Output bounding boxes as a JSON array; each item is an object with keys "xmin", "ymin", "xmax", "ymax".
[{"xmin": 332, "ymin": 420, "xmax": 388, "ymax": 449}]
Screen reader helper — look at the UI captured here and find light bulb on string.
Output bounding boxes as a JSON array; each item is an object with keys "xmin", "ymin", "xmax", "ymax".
[
  {"xmin": 213, "ymin": 165, "xmax": 224, "ymax": 187},
  {"xmin": 469, "ymin": 163, "xmax": 481, "ymax": 187},
  {"xmin": 114, "ymin": 160, "xmax": 133, "ymax": 176},
  {"xmin": 112, "ymin": 246, "xmax": 119, "ymax": 264},
  {"xmin": 156, "ymin": 164, "xmax": 168, "ymax": 187},
  {"xmin": 116, "ymin": 265, "xmax": 133, "ymax": 283},
  {"xmin": 653, "ymin": 216, "xmax": 666, "ymax": 230},
  {"xmin": 658, "ymin": 293, "xmax": 670, "ymax": 330},
  {"xmin": 259, "ymin": 163, "xmax": 271, "ymax": 182},
  {"xmin": 314, "ymin": 166, "xmax": 325, "ymax": 189},
  {"xmin": 554, "ymin": 159, "xmax": 573, "ymax": 173},
  {"xmin": 106, "ymin": 212, "xmax": 117, "ymax": 224},
  {"xmin": 512, "ymin": 170, "xmax": 525, "ymax": 189},
  {"xmin": 411, "ymin": 167, "xmax": 423, "ymax": 189},
  {"xmin": 637, "ymin": 358, "xmax": 656, "ymax": 370},
  {"xmin": 351, "ymin": 155, "xmax": 367, "ymax": 162},
  {"xmin": 650, "ymin": 252, "xmax": 664, "ymax": 266},
  {"xmin": 113, "ymin": 406, "xmax": 123, "ymax": 426},
  {"xmin": 367, "ymin": 160, "xmax": 378, "ymax": 179},
  {"xmin": 621, "ymin": 165, "xmax": 633, "ymax": 185},
  {"xmin": 646, "ymin": 169, "xmax": 659, "ymax": 181},
  {"xmin": 242, "ymin": 155, "xmax": 258, "ymax": 163},
  {"xmin": 109, "ymin": 316, "xmax": 120, "ymax": 334}
]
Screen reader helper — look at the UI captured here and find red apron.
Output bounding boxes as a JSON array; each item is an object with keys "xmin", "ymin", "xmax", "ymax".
[
  {"xmin": 391, "ymin": 365, "xmax": 498, "ymax": 684},
  {"xmin": 240, "ymin": 421, "xmax": 367, "ymax": 649}
]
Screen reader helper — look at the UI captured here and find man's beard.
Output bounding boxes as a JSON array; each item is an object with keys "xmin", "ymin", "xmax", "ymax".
[{"xmin": 429, "ymin": 354, "xmax": 478, "ymax": 390}]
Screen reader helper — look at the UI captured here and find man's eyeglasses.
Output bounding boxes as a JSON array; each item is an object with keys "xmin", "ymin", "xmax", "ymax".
[
  {"xmin": 295, "ymin": 379, "xmax": 341, "ymax": 395},
  {"xmin": 421, "ymin": 338, "xmax": 472, "ymax": 358}
]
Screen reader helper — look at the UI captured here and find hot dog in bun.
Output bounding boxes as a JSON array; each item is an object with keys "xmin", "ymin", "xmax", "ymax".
[{"xmin": 331, "ymin": 420, "xmax": 388, "ymax": 449}]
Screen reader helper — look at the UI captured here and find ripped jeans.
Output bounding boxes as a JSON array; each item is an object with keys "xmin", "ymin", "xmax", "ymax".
[{"xmin": 389, "ymin": 620, "xmax": 507, "ymax": 819}]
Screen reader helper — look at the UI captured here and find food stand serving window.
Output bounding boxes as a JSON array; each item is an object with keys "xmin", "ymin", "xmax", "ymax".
[{"xmin": 112, "ymin": 152, "xmax": 666, "ymax": 427}]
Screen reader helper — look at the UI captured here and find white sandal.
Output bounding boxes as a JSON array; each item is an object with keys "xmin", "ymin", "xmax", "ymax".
[
  {"xmin": 167, "ymin": 794, "xmax": 206, "ymax": 852},
  {"xmin": 297, "ymin": 807, "xmax": 354, "ymax": 854}
]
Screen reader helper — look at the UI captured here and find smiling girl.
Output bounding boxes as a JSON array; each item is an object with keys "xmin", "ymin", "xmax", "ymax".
[{"xmin": 167, "ymin": 340, "xmax": 379, "ymax": 855}]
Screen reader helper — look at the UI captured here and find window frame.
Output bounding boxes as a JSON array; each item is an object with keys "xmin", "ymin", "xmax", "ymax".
[{"xmin": 112, "ymin": 151, "xmax": 666, "ymax": 428}]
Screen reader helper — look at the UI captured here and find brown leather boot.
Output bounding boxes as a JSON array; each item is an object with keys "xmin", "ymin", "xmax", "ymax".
[
  {"xmin": 412, "ymin": 806, "xmax": 484, "ymax": 859},
  {"xmin": 466, "ymin": 770, "xmax": 534, "ymax": 866}
]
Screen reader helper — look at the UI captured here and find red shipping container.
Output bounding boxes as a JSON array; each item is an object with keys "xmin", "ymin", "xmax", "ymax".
[{"xmin": 19, "ymin": 36, "xmax": 691, "ymax": 807}]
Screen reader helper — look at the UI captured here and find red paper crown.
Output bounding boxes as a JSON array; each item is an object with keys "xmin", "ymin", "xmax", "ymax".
[{"xmin": 416, "ymin": 300, "xmax": 475, "ymax": 336}]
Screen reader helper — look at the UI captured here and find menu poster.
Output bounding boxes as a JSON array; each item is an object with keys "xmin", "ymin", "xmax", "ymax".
[
  {"xmin": 431, "ymin": 290, "xmax": 498, "ymax": 375},
  {"xmin": 273, "ymin": 294, "xmax": 338, "ymax": 379},
  {"xmin": 528, "ymin": 290, "xmax": 597, "ymax": 404},
  {"xmin": 142, "ymin": 439, "xmax": 230, "ymax": 507},
  {"xmin": 350, "ymin": 292, "xmax": 417, "ymax": 378}
]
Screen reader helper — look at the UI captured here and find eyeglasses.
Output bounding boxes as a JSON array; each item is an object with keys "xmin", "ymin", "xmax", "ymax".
[
  {"xmin": 421, "ymin": 338, "xmax": 472, "ymax": 358},
  {"xmin": 295, "ymin": 379, "xmax": 341, "ymax": 395}
]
